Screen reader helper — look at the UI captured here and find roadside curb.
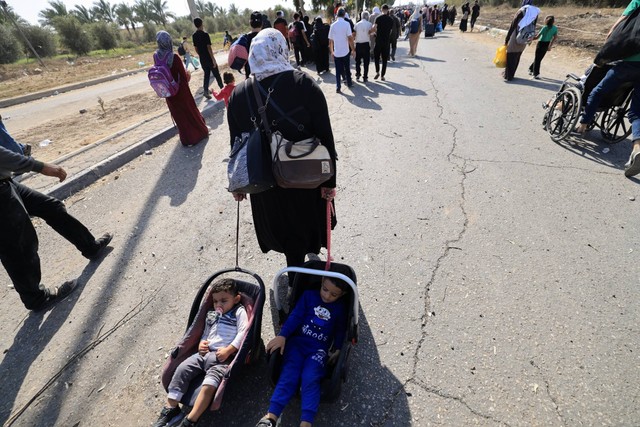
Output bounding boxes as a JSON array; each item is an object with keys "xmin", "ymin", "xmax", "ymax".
[
  {"xmin": 46, "ymin": 100, "xmax": 224, "ymax": 200},
  {"xmin": 0, "ymin": 67, "xmax": 150, "ymax": 109}
]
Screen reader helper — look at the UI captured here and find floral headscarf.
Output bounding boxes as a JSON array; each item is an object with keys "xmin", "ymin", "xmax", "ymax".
[
  {"xmin": 156, "ymin": 30, "xmax": 174, "ymax": 67},
  {"xmin": 248, "ymin": 28, "xmax": 294, "ymax": 81}
]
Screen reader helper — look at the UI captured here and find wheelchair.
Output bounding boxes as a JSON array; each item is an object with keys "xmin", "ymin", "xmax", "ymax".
[{"xmin": 543, "ymin": 64, "xmax": 633, "ymax": 143}]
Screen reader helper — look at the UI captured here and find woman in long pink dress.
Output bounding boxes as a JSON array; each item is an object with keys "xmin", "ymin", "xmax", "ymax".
[{"xmin": 155, "ymin": 31, "xmax": 209, "ymax": 146}]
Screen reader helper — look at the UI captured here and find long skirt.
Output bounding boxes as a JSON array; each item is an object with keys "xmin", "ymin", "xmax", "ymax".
[
  {"xmin": 409, "ymin": 32, "xmax": 420, "ymax": 56},
  {"xmin": 459, "ymin": 18, "xmax": 468, "ymax": 32}
]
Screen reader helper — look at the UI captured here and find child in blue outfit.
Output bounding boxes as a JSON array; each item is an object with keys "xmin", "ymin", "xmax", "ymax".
[
  {"xmin": 256, "ymin": 276, "xmax": 348, "ymax": 427},
  {"xmin": 153, "ymin": 279, "xmax": 248, "ymax": 427}
]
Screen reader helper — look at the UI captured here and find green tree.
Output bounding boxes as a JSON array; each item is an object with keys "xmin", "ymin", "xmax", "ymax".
[
  {"xmin": 93, "ymin": 0, "xmax": 116, "ymax": 22},
  {"xmin": 150, "ymin": 0, "xmax": 176, "ymax": 27},
  {"xmin": 0, "ymin": 2, "xmax": 27, "ymax": 26},
  {"xmin": 91, "ymin": 21, "xmax": 119, "ymax": 50},
  {"xmin": 72, "ymin": 5, "xmax": 95, "ymax": 24},
  {"xmin": 38, "ymin": 0, "xmax": 68, "ymax": 26},
  {"xmin": 115, "ymin": 3, "xmax": 134, "ymax": 37},
  {"xmin": 0, "ymin": 24, "xmax": 20, "ymax": 63},
  {"xmin": 53, "ymin": 15, "xmax": 92, "ymax": 56},
  {"xmin": 16, "ymin": 24, "xmax": 57, "ymax": 58},
  {"xmin": 134, "ymin": 0, "xmax": 154, "ymax": 23},
  {"xmin": 142, "ymin": 21, "xmax": 157, "ymax": 43}
]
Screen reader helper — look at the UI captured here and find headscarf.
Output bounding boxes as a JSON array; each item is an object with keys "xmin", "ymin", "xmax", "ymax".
[
  {"xmin": 155, "ymin": 30, "xmax": 174, "ymax": 67},
  {"xmin": 411, "ymin": 7, "xmax": 421, "ymax": 21},
  {"xmin": 521, "ymin": 0, "xmax": 533, "ymax": 5},
  {"xmin": 248, "ymin": 28, "xmax": 294, "ymax": 81},
  {"xmin": 518, "ymin": 3, "xmax": 540, "ymax": 29},
  {"xmin": 373, "ymin": 6, "xmax": 381, "ymax": 14}
]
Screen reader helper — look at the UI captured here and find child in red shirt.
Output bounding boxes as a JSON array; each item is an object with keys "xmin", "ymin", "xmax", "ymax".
[{"xmin": 212, "ymin": 72, "xmax": 236, "ymax": 107}]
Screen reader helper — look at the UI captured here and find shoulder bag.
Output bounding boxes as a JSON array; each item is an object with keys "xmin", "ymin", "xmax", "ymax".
[
  {"xmin": 227, "ymin": 79, "xmax": 275, "ymax": 194},
  {"xmin": 251, "ymin": 76, "xmax": 335, "ymax": 189}
]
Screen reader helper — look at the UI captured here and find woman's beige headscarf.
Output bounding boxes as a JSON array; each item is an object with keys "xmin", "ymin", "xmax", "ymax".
[{"xmin": 248, "ymin": 28, "xmax": 294, "ymax": 81}]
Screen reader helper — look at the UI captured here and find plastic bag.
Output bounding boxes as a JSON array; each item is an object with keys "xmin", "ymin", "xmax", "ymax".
[{"xmin": 493, "ymin": 45, "xmax": 507, "ymax": 68}]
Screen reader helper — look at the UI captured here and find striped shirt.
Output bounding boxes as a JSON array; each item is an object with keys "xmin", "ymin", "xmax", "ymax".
[{"xmin": 201, "ymin": 304, "xmax": 248, "ymax": 351}]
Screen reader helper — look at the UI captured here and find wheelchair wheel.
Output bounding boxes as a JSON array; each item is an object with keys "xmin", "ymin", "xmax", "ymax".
[
  {"xmin": 600, "ymin": 91, "xmax": 632, "ymax": 144},
  {"xmin": 546, "ymin": 87, "xmax": 582, "ymax": 142}
]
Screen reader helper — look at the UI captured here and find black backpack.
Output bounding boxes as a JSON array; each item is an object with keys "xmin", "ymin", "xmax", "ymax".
[
  {"xmin": 177, "ymin": 42, "xmax": 186, "ymax": 56},
  {"xmin": 595, "ymin": 7, "xmax": 640, "ymax": 66}
]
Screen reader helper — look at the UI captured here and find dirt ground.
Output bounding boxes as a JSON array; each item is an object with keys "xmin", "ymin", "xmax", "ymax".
[{"xmin": 0, "ymin": 5, "xmax": 626, "ymax": 164}]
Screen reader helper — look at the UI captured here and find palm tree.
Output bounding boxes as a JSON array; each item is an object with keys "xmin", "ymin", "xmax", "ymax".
[
  {"xmin": 149, "ymin": 0, "xmax": 176, "ymax": 27},
  {"xmin": 38, "ymin": 0, "xmax": 68, "ymax": 26},
  {"xmin": 134, "ymin": 0, "xmax": 154, "ymax": 24},
  {"xmin": 72, "ymin": 5, "xmax": 95, "ymax": 24},
  {"xmin": 0, "ymin": 2, "xmax": 28, "ymax": 26},
  {"xmin": 115, "ymin": 3, "xmax": 134, "ymax": 37},
  {"xmin": 93, "ymin": 0, "xmax": 116, "ymax": 22},
  {"xmin": 227, "ymin": 3, "xmax": 239, "ymax": 15}
]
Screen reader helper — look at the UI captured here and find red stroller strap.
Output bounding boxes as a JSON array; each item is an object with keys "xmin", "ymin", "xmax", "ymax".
[{"xmin": 325, "ymin": 199, "xmax": 334, "ymax": 271}]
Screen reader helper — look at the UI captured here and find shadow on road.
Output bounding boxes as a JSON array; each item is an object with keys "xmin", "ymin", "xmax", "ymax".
[{"xmin": 549, "ymin": 131, "xmax": 633, "ymax": 171}]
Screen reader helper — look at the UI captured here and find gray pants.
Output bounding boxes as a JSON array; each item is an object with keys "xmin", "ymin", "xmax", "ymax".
[{"xmin": 167, "ymin": 352, "xmax": 228, "ymax": 401}]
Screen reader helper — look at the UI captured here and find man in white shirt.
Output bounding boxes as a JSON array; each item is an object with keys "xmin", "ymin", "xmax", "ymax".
[
  {"xmin": 329, "ymin": 8, "xmax": 356, "ymax": 93},
  {"xmin": 354, "ymin": 10, "xmax": 373, "ymax": 82}
]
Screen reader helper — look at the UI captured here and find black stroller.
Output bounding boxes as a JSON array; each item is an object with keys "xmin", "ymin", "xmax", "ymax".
[
  {"xmin": 267, "ymin": 260, "xmax": 360, "ymax": 402},
  {"xmin": 543, "ymin": 64, "xmax": 634, "ymax": 143}
]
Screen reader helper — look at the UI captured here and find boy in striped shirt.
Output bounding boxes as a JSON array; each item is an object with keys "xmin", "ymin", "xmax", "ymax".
[{"xmin": 153, "ymin": 279, "xmax": 248, "ymax": 427}]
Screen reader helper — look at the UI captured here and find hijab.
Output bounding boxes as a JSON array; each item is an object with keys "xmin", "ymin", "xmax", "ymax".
[
  {"xmin": 518, "ymin": 2, "xmax": 540, "ymax": 29},
  {"xmin": 248, "ymin": 28, "xmax": 294, "ymax": 81},
  {"xmin": 521, "ymin": 0, "xmax": 533, "ymax": 5},
  {"xmin": 155, "ymin": 30, "xmax": 174, "ymax": 67},
  {"xmin": 410, "ymin": 7, "xmax": 421, "ymax": 21}
]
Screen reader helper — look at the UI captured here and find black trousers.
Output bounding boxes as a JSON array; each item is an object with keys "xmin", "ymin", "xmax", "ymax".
[
  {"xmin": 0, "ymin": 180, "xmax": 96, "ymax": 309},
  {"xmin": 293, "ymin": 42, "xmax": 304, "ymax": 66},
  {"xmin": 355, "ymin": 42, "xmax": 370, "ymax": 78},
  {"xmin": 374, "ymin": 42, "xmax": 390, "ymax": 77},
  {"xmin": 201, "ymin": 61, "xmax": 223, "ymax": 92},
  {"xmin": 529, "ymin": 41, "xmax": 550, "ymax": 77},
  {"xmin": 505, "ymin": 51, "xmax": 523, "ymax": 81},
  {"xmin": 470, "ymin": 14, "xmax": 479, "ymax": 29},
  {"xmin": 390, "ymin": 37, "xmax": 398, "ymax": 60}
]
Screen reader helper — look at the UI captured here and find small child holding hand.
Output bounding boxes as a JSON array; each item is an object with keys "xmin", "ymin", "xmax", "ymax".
[
  {"xmin": 212, "ymin": 72, "xmax": 236, "ymax": 107},
  {"xmin": 153, "ymin": 279, "xmax": 248, "ymax": 427},
  {"xmin": 256, "ymin": 276, "xmax": 349, "ymax": 427}
]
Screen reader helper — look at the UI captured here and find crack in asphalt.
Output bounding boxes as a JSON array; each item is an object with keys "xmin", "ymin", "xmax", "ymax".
[
  {"xmin": 372, "ymin": 64, "xmax": 475, "ymax": 426},
  {"xmin": 412, "ymin": 379, "xmax": 513, "ymax": 427},
  {"xmin": 530, "ymin": 359, "xmax": 567, "ymax": 426}
]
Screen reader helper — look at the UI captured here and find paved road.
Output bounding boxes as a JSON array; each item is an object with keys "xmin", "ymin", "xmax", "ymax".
[
  {"xmin": 0, "ymin": 30, "xmax": 638, "ymax": 427},
  {"xmin": 2, "ymin": 51, "xmax": 228, "ymax": 134}
]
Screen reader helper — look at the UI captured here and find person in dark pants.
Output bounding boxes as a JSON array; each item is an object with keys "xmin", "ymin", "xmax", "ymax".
[
  {"xmin": 371, "ymin": 4, "xmax": 394, "ymax": 81},
  {"xmin": 329, "ymin": 8, "xmax": 355, "ymax": 92},
  {"xmin": 528, "ymin": 15, "xmax": 557, "ymax": 79},
  {"xmin": 503, "ymin": 0, "xmax": 539, "ymax": 81},
  {"xmin": 292, "ymin": 12, "xmax": 311, "ymax": 67},
  {"xmin": 389, "ymin": 8, "xmax": 401, "ymax": 61},
  {"xmin": 312, "ymin": 16, "xmax": 331, "ymax": 74},
  {"xmin": 470, "ymin": 0, "xmax": 480, "ymax": 31},
  {"xmin": 354, "ymin": 10, "xmax": 373, "ymax": 81},
  {"xmin": 0, "ymin": 141, "xmax": 112, "ymax": 311},
  {"xmin": 192, "ymin": 17, "xmax": 223, "ymax": 99},
  {"xmin": 243, "ymin": 12, "xmax": 264, "ymax": 78}
]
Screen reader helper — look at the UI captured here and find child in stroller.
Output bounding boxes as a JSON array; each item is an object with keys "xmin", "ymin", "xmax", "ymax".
[
  {"xmin": 256, "ymin": 274, "xmax": 350, "ymax": 427},
  {"xmin": 153, "ymin": 278, "xmax": 248, "ymax": 427}
]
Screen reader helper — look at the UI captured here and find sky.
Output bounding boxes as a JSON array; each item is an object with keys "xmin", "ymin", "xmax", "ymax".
[{"xmin": 7, "ymin": 0, "xmax": 295, "ymax": 26}]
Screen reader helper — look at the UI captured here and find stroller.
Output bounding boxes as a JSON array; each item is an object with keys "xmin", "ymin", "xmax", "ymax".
[
  {"xmin": 160, "ymin": 203, "xmax": 266, "ymax": 423},
  {"xmin": 267, "ymin": 260, "xmax": 360, "ymax": 402},
  {"xmin": 543, "ymin": 64, "xmax": 634, "ymax": 143}
]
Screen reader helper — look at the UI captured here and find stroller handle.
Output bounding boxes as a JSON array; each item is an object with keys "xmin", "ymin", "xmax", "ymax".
[{"xmin": 272, "ymin": 266, "xmax": 359, "ymax": 326}]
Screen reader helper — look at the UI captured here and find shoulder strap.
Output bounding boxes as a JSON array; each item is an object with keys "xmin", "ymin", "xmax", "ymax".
[
  {"xmin": 251, "ymin": 76, "xmax": 272, "ymax": 137},
  {"xmin": 254, "ymin": 73, "xmax": 310, "ymax": 136},
  {"xmin": 244, "ymin": 78, "xmax": 258, "ymax": 129}
]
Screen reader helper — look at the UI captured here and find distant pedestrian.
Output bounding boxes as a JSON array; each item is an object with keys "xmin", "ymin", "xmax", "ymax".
[
  {"xmin": 459, "ymin": 2, "xmax": 470, "ymax": 32},
  {"xmin": 408, "ymin": 8, "xmax": 422, "ymax": 57},
  {"xmin": 504, "ymin": 0, "xmax": 540, "ymax": 81},
  {"xmin": 156, "ymin": 31, "xmax": 210, "ymax": 146},
  {"xmin": 371, "ymin": 4, "xmax": 394, "ymax": 81},
  {"xmin": 243, "ymin": 12, "xmax": 264, "ymax": 78},
  {"xmin": 449, "ymin": 5, "xmax": 457, "ymax": 26},
  {"xmin": 223, "ymin": 30, "xmax": 232, "ymax": 49},
  {"xmin": 192, "ymin": 18, "xmax": 223, "ymax": 99},
  {"xmin": 0, "ymin": 124, "xmax": 113, "ymax": 311},
  {"xmin": 274, "ymin": 10, "xmax": 289, "ymax": 49},
  {"xmin": 389, "ymin": 8, "xmax": 402, "ymax": 61},
  {"xmin": 354, "ymin": 10, "xmax": 372, "ymax": 82},
  {"xmin": 329, "ymin": 7, "xmax": 355, "ymax": 93},
  {"xmin": 291, "ymin": 12, "xmax": 311, "ymax": 68},
  {"xmin": 369, "ymin": 6, "xmax": 381, "ymax": 57},
  {"xmin": 180, "ymin": 36, "xmax": 198, "ymax": 71},
  {"xmin": 528, "ymin": 15, "xmax": 558, "ymax": 79},
  {"xmin": 212, "ymin": 71, "xmax": 236, "ymax": 107},
  {"xmin": 441, "ymin": 4, "xmax": 449, "ymax": 30},
  {"xmin": 470, "ymin": 1, "xmax": 481, "ymax": 31},
  {"xmin": 312, "ymin": 16, "xmax": 331, "ymax": 74}
]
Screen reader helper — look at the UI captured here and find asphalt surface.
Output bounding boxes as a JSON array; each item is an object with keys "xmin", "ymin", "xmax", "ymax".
[{"xmin": 0, "ymin": 28, "xmax": 638, "ymax": 427}]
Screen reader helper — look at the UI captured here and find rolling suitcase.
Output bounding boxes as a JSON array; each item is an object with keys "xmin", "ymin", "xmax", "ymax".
[{"xmin": 425, "ymin": 23, "xmax": 435, "ymax": 37}]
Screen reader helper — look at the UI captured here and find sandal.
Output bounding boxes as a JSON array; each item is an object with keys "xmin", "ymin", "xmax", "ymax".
[{"xmin": 255, "ymin": 417, "xmax": 277, "ymax": 427}]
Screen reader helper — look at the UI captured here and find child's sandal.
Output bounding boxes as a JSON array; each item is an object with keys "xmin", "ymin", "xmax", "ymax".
[{"xmin": 255, "ymin": 417, "xmax": 277, "ymax": 427}]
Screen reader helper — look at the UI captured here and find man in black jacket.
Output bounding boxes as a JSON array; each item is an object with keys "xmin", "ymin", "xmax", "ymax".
[{"xmin": 0, "ymin": 137, "xmax": 112, "ymax": 311}]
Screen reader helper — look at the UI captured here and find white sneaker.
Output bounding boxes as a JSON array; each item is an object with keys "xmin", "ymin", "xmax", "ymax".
[{"xmin": 624, "ymin": 147, "xmax": 640, "ymax": 177}]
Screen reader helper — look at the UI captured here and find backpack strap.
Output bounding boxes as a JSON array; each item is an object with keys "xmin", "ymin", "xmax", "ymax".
[{"xmin": 254, "ymin": 73, "xmax": 311, "ymax": 137}]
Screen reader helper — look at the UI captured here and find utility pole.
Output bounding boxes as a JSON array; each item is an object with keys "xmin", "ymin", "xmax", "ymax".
[
  {"xmin": 0, "ymin": 0, "xmax": 46, "ymax": 68},
  {"xmin": 186, "ymin": 0, "xmax": 198, "ymax": 19}
]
